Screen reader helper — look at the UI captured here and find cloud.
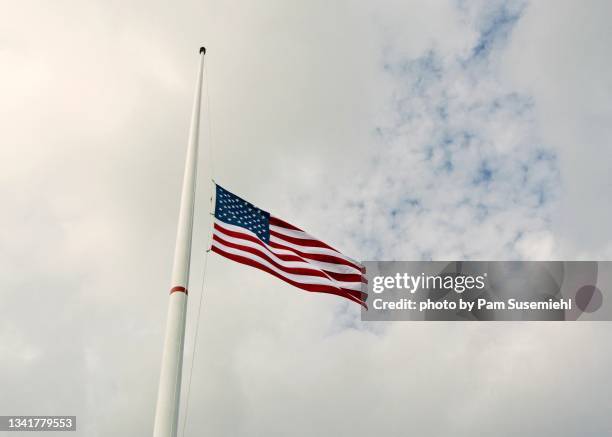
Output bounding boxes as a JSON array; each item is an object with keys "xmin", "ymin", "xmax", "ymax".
[
  {"xmin": 503, "ymin": 0, "xmax": 612, "ymax": 257},
  {"xmin": 0, "ymin": 1, "xmax": 611, "ymax": 436},
  {"xmin": 303, "ymin": 0, "xmax": 560, "ymax": 263}
]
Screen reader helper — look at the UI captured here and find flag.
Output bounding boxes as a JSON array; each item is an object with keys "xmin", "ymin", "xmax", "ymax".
[{"xmin": 210, "ymin": 184, "xmax": 367, "ymax": 308}]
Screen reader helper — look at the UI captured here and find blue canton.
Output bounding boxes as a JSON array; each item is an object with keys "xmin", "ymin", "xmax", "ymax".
[{"xmin": 215, "ymin": 184, "xmax": 271, "ymax": 243}]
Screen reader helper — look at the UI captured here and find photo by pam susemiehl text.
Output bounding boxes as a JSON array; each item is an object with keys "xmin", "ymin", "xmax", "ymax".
[{"xmin": 361, "ymin": 261, "xmax": 608, "ymax": 321}]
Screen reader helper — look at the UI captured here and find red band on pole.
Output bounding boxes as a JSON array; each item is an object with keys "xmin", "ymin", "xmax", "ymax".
[{"xmin": 170, "ymin": 286, "xmax": 188, "ymax": 295}]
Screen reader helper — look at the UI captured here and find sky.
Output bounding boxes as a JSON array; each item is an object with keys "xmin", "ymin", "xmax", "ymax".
[{"xmin": 1, "ymin": 0, "xmax": 611, "ymax": 436}]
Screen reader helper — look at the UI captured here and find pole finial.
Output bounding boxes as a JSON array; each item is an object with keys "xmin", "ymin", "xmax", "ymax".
[{"xmin": 199, "ymin": 47, "xmax": 206, "ymax": 55}]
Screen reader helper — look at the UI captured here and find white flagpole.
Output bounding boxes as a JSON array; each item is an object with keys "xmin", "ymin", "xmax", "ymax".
[{"xmin": 153, "ymin": 46, "xmax": 206, "ymax": 437}]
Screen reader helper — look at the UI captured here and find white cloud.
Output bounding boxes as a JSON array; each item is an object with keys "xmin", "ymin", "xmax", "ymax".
[
  {"xmin": 0, "ymin": 1, "xmax": 610, "ymax": 436},
  {"xmin": 503, "ymin": 0, "xmax": 612, "ymax": 257}
]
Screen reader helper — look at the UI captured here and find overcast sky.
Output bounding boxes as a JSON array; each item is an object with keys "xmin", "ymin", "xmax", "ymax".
[{"xmin": 1, "ymin": 0, "xmax": 612, "ymax": 436}]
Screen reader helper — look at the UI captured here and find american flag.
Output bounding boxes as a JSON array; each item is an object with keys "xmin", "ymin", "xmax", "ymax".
[{"xmin": 210, "ymin": 184, "xmax": 367, "ymax": 308}]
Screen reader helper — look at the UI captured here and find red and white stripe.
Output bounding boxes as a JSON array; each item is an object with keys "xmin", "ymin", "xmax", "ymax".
[{"xmin": 211, "ymin": 216, "xmax": 367, "ymax": 308}]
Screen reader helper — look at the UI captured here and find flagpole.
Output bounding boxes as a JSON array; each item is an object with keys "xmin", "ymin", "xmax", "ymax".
[{"xmin": 153, "ymin": 46, "xmax": 206, "ymax": 437}]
